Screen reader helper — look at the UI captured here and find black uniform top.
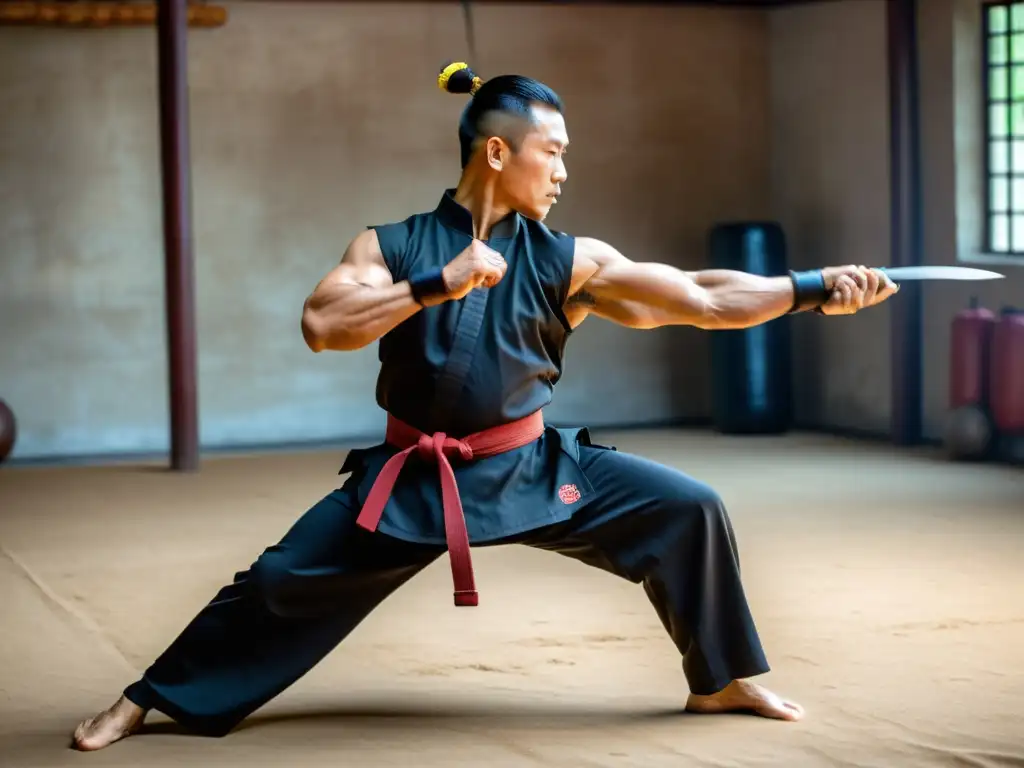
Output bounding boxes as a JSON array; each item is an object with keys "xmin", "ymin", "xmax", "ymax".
[{"xmin": 339, "ymin": 190, "xmax": 604, "ymax": 545}]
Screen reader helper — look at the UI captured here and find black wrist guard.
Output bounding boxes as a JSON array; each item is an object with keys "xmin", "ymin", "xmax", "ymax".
[
  {"xmin": 408, "ymin": 268, "xmax": 448, "ymax": 305},
  {"xmin": 788, "ymin": 269, "xmax": 830, "ymax": 313}
]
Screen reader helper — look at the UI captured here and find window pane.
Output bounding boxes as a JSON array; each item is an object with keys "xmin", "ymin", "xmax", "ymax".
[
  {"xmin": 992, "ymin": 66, "xmax": 1010, "ymax": 99},
  {"xmin": 1012, "ymin": 177, "xmax": 1024, "ymax": 211},
  {"xmin": 1013, "ymin": 32, "xmax": 1024, "ymax": 62},
  {"xmin": 1014, "ymin": 105, "xmax": 1024, "ymax": 136},
  {"xmin": 1014, "ymin": 3, "xmax": 1024, "ymax": 31},
  {"xmin": 1012, "ymin": 139, "xmax": 1024, "ymax": 170},
  {"xmin": 993, "ymin": 177, "xmax": 1010, "ymax": 211},
  {"xmin": 991, "ymin": 34, "xmax": 1009, "ymax": 65},
  {"xmin": 1013, "ymin": 214, "xmax": 1024, "ymax": 250},
  {"xmin": 991, "ymin": 5, "xmax": 1008, "ymax": 33},
  {"xmin": 992, "ymin": 140, "xmax": 1010, "ymax": 173},
  {"xmin": 991, "ymin": 103, "xmax": 1010, "ymax": 136},
  {"xmin": 1013, "ymin": 65, "xmax": 1024, "ymax": 99},
  {"xmin": 992, "ymin": 214, "xmax": 1010, "ymax": 251}
]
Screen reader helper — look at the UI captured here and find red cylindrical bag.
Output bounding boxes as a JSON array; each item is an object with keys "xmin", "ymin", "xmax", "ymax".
[
  {"xmin": 949, "ymin": 298, "xmax": 997, "ymax": 410},
  {"xmin": 991, "ymin": 308, "xmax": 1024, "ymax": 434}
]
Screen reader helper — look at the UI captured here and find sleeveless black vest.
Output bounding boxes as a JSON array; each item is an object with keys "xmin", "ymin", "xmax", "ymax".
[{"xmin": 372, "ymin": 189, "xmax": 575, "ymax": 437}]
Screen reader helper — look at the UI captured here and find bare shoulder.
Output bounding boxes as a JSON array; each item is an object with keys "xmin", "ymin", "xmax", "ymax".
[
  {"xmin": 572, "ymin": 236, "xmax": 628, "ymax": 264},
  {"xmin": 317, "ymin": 228, "xmax": 392, "ymax": 290},
  {"xmin": 569, "ymin": 236, "xmax": 631, "ymax": 295},
  {"xmin": 341, "ymin": 227, "xmax": 383, "ymax": 265}
]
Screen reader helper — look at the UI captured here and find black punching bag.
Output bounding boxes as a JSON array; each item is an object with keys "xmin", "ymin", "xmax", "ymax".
[{"xmin": 708, "ymin": 222, "xmax": 793, "ymax": 434}]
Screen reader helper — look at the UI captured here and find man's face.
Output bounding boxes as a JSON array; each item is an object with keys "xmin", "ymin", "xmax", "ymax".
[{"xmin": 492, "ymin": 105, "xmax": 569, "ymax": 221}]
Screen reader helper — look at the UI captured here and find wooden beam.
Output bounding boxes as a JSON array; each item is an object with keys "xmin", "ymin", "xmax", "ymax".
[
  {"xmin": 158, "ymin": 0, "xmax": 200, "ymax": 471},
  {"xmin": 0, "ymin": 2, "xmax": 226, "ymax": 27},
  {"xmin": 887, "ymin": 0, "xmax": 924, "ymax": 445},
  {"xmin": 219, "ymin": 0, "xmax": 849, "ymax": 5}
]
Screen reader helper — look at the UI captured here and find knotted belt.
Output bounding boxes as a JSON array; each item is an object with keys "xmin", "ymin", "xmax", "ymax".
[{"xmin": 354, "ymin": 409, "xmax": 545, "ymax": 606}]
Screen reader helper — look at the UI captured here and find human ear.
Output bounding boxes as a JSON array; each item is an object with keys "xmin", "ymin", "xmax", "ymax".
[{"xmin": 485, "ymin": 136, "xmax": 509, "ymax": 171}]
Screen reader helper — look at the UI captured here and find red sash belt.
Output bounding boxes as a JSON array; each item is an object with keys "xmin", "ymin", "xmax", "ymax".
[{"xmin": 354, "ymin": 410, "xmax": 545, "ymax": 606}]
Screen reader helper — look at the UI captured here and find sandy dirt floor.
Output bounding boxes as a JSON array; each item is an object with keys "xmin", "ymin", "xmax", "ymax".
[{"xmin": 1, "ymin": 429, "xmax": 1023, "ymax": 768}]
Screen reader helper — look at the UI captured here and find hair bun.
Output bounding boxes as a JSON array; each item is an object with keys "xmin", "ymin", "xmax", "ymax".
[{"xmin": 438, "ymin": 61, "xmax": 483, "ymax": 96}]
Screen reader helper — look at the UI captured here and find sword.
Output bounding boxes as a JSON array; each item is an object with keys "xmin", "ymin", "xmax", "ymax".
[{"xmin": 876, "ymin": 266, "xmax": 1005, "ymax": 282}]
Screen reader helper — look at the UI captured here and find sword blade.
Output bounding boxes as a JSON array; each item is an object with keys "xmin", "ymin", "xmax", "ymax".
[{"xmin": 877, "ymin": 266, "xmax": 1005, "ymax": 281}]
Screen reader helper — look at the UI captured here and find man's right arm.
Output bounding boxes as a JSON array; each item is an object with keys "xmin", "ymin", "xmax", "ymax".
[
  {"xmin": 300, "ymin": 229, "xmax": 421, "ymax": 352},
  {"xmin": 301, "ymin": 232, "xmax": 509, "ymax": 352}
]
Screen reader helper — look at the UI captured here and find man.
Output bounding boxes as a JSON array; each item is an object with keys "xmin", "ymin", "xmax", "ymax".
[{"xmin": 72, "ymin": 63, "xmax": 897, "ymax": 751}]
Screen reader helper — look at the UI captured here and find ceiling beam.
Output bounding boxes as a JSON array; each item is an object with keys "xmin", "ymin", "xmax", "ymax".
[{"xmin": 224, "ymin": 0, "xmax": 854, "ymax": 6}]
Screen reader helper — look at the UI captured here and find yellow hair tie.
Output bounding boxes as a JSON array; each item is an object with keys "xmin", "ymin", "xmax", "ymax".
[
  {"xmin": 438, "ymin": 61, "xmax": 469, "ymax": 92},
  {"xmin": 437, "ymin": 61, "xmax": 484, "ymax": 95}
]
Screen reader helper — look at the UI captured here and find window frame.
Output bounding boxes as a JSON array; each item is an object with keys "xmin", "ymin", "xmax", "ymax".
[{"xmin": 982, "ymin": 1, "xmax": 1024, "ymax": 257}]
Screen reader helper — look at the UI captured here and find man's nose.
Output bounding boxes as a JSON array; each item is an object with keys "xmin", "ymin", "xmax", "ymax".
[{"xmin": 552, "ymin": 158, "xmax": 567, "ymax": 183}]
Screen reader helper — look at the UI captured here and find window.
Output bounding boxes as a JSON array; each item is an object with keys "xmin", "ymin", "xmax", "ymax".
[{"xmin": 983, "ymin": 2, "xmax": 1024, "ymax": 255}]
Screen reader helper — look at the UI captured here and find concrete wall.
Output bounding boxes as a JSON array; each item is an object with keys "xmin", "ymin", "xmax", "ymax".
[
  {"xmin": 769, "ymin": 0, "xmax": 892, "ymax": 434},
  {"xmin": 3, "ymin": 0, "xmax": 1015, "ymax": 463},
  {"xmin": 0, "ymin": 2, "xmax": 771, "ymax": 461}
]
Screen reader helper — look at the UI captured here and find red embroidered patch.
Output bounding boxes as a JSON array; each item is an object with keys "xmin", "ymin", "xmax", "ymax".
[{"xmin": 558, "ymin": 484, "xmax": 581, "ymax": 504}]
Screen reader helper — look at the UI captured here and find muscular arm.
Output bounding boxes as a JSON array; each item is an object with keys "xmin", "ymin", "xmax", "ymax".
[
  {"xmin": 564, "ymin": 237, "xmax": 799, "ymax": 331},
  {"xmin": 300, "ymin": 229, "xmax": 421, "ymax": 352}
]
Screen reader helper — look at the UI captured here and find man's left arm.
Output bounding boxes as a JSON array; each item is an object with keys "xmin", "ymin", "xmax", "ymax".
[{"xmin": 564, "ymin": 237, "xmax": 899, "ymax": 331}]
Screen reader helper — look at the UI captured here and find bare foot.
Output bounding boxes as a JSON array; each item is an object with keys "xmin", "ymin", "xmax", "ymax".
[
  {"xmin": 685, "ymin": 679, "xmax": 804, "ymax": 721},
  {"xmin": 71, "ymin": 695, "xmax": 147, "ymax": 751}
]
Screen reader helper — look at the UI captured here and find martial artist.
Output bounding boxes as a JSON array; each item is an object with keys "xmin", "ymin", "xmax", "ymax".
[{"xmin": 73, "ymin": 63, "xmax": 897, "ymax": 751}]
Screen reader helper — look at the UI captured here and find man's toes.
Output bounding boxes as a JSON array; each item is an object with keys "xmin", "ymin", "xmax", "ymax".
[
  {"xmin": 778, "ymin": 704, "xmax": 802, "ymax": 721},
  {"xmin": 71, "ymin": 721, "xmax": 91, "ymax": 747},
  {"xmin": 752, "ymin": 696, "xmax": 802, "ymax": 721},
  {"xmin": 71, "ymin": 717, "xmax": 118, "ymax": 751},
  {"xmin": 72, "ymin": 731, "xmax": 95, "ymax": 751},
  {"xmin": 764, "ymin": 700, "xmax": 803, "ymax": 721}
]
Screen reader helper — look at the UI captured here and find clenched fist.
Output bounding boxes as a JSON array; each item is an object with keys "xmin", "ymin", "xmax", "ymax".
[
  {"xmin": 441, "ymin": 240, "xmax": 508, "ymax": 301},
  {"xmin": 819, "ymin": 265, "xmax": 899, "ymax": 316}
]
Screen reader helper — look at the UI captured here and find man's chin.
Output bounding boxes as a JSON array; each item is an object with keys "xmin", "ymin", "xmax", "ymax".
[{"xmin": 518, "ymin": 204, "xmax": 552, "ymax": 222}]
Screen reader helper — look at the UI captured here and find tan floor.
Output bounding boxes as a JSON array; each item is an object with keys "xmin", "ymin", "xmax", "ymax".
[{"xmin": 1, "ymin": 429, "xmax": 1023, "ymax": 768}]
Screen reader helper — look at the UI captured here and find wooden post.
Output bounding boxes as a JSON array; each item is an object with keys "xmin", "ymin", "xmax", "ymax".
[
  {"xmin": 887, "ymin": 0, "xmax": 924, "ymax": 445},
  {"xmin": 157, "ymin": 0, "xmax": 200, "ymax": 470}
]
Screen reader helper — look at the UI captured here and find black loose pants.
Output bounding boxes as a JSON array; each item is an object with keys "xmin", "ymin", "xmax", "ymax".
[{"xmin": 125, "ymin": 446, "xmax": 770, "ymax": 736}]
